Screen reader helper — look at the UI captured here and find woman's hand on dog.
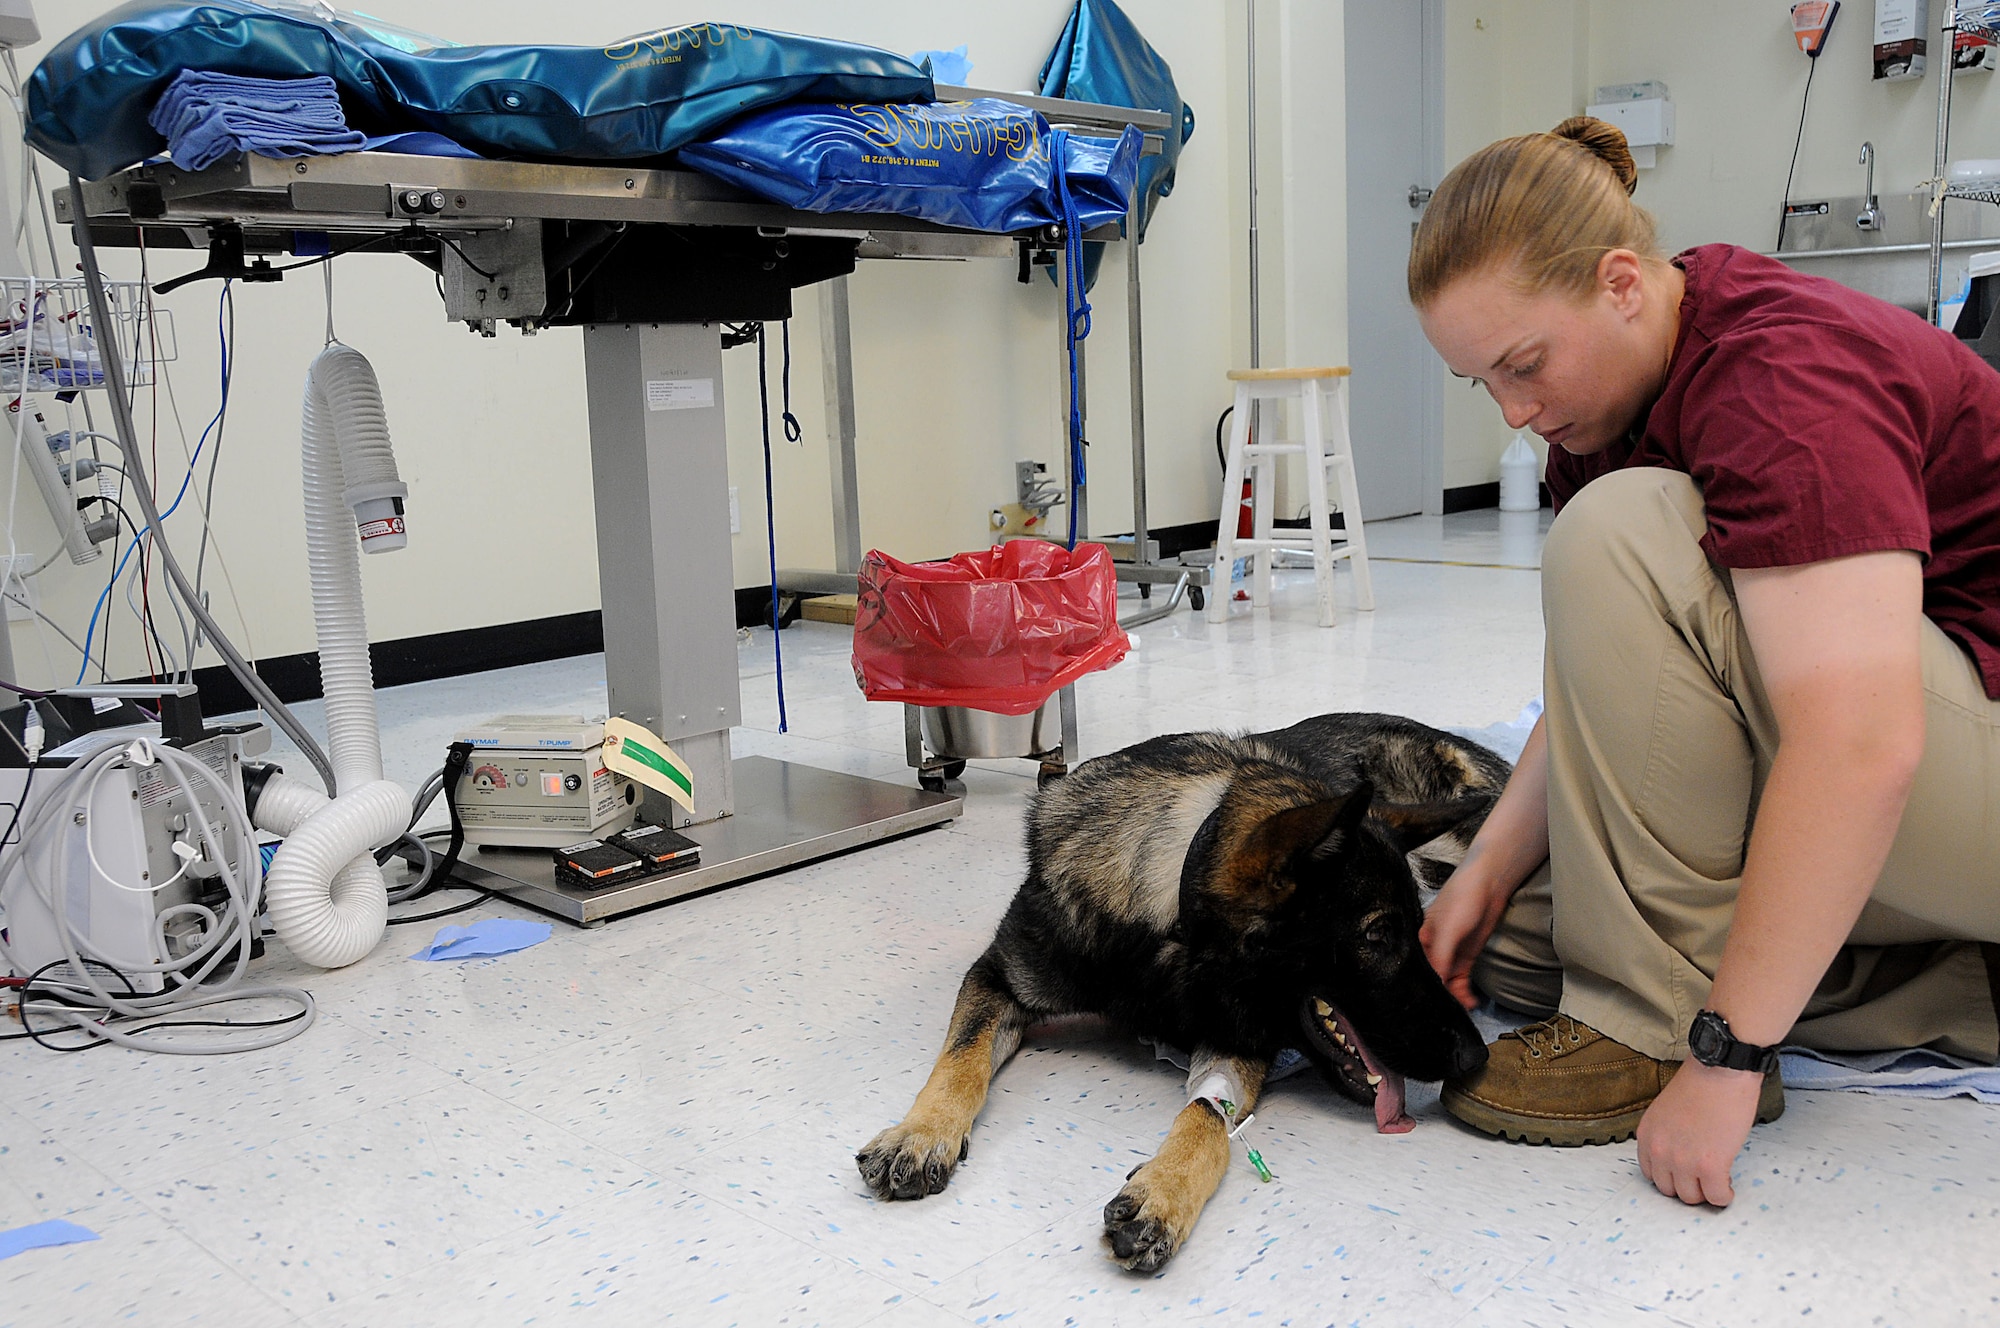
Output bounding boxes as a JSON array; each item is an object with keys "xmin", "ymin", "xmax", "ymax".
[
  {"xmin": 1420, "ymin": 866, "xmax": 1516, "ymax": 1010},
  {"xmin": 1636, "ymin": 1058, "xmax": 1762, "ymax": 1207}
]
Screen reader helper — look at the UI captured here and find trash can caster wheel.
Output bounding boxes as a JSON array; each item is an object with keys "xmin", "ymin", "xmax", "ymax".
[
  {"xmin": 919, "ymin": 773, "xmax": 948, "ymax": 794},
  {"xmin": 941, "ymin": 760, "xmax": 967, "ymax": 779},
  {"xmin": 1188, "ymin": 586, "xmax": 1206, "ymax": 612},
  {"xmin": 1037, "ymin": 763, "xmax": 1068, "ymax": 788}
]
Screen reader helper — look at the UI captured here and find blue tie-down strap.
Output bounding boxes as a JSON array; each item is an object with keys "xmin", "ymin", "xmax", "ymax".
[
  {"xmin": 1050, "ymin": 128, "xmax": 1093, "ymax": 548},
  {"xmin": 29, "ymin": 1, "xmax": 934, "ymax": 180},
  {"xmin": 1039, "ymin": 0, "xmax": 1194, "ymax": 242},
  {"xmin": 678, "ymin": 98, "xmax": 1140, "ymax": 235}
]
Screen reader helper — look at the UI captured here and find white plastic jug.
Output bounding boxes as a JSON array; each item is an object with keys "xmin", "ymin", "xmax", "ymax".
[{"xmin": 1499, "ymin": 433, "xmax": 1541, "ymax": 512}]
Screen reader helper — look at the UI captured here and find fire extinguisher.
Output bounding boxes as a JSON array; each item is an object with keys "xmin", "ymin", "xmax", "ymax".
[{"xmin": 1219, "ymin": 404, "xmax": 1255, "ymax": 538}]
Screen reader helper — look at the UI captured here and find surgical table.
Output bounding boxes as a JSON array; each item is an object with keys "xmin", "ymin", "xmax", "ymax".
[{"xmin": 57, "ymin": 85, "xmax": 1201, "ymax": 925}]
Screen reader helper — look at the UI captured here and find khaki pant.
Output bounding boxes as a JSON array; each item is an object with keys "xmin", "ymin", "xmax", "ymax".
[{"xmin": 1474, "ymin": 468, "xmax": 2000, "ymax": 1063}]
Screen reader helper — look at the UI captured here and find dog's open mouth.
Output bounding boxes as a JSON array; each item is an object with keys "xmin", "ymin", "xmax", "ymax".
[{"xmin": 1300, "ymin": 996, "xmax": 1416, "ymax": 1134}]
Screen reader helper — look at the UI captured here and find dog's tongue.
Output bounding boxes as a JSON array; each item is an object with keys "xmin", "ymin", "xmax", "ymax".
[{"xmin": 1347, "ymin": 1026, "xmax": 1415, "ymax": 1135}]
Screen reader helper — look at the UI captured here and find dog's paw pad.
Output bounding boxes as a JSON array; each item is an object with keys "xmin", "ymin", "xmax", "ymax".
[
  {"xmin": 855, "ymin": 1123, "xmax": 964, "ymax": 1201},
  {"xmin": 1104, "ymin": 1211, "xmax": 1179, "ymax": 1273},
  {"xmin": 1102, "ymin": 1191, "xmax": 1142, "ymax": 1225}
]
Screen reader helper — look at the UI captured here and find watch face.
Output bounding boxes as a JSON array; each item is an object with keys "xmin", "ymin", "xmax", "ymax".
[{"xmin": 1688, "ymin": 1012, "xmax": 1726, "ymax": 1063}]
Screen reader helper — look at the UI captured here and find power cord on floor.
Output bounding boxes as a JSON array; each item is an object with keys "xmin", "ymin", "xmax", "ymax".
[{"xmin": 384, "ymin": 827, "xmax": 496, "ymax": 925}]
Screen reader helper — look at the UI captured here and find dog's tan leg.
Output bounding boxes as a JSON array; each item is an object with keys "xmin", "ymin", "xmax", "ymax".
[
  {"xmin": 856, "ymin": 958, "xmax": 1029, "ymax": 1200},
  {"xmin": 1103, "ymin": 1054, "xmax": 1268, "ymax": 1272}
]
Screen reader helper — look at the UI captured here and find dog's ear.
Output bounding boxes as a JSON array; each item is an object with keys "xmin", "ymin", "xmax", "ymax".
[
  {"xmin": 1370, "ymin": 794, "xmax": 1497, "ymax": 855},
  {"xmin": 1255, "ymin": 780, "xmax": 1374, "ymax": 867}
]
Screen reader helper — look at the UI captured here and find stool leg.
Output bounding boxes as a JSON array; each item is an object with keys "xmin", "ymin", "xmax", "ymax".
[
  {"xmin": 1330, "ymin": 377, "xmax": 1375, "ymax": 611},
  {"xmin": 1301, "ymin": 381, "xmax": 1337, "ymax": 627},
  {"xmin": 1251, "ymin": 391, "xmax": 1277, "ymax": 609},
  {"xmin": 1209, "ymin": 385, "xmax": 1252, "ymax": 624}
]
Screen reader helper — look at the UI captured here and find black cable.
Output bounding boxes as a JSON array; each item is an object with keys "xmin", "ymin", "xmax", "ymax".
[
  {"xmin": 1, "ymin": 760, "xmax": 36, "ymax": 855},
  {"xmin": 386, "ymin": 889, "xmax": 495, "ymax": 926},
  {"xmin": 1775, "ymin": 56, "xmax": 1820, "ymax": 253},
  {"xmin": 780, "ymin": 320, "xmax": 803, "ymax": 443},
  {"xmin": 268, "ymin": 229, "xmax": 413, "ymax": 275},
  {"xmin": 433, "ymin": 232, "xmax": 497, "ymax": 280},
  {"xmin": 405, "ymin": 741, "xmax": 477, "ymax": 904},
  {"xmin": 1215, "ymin": 404, "xmax": 1233, "ymax": 472},
  {"xmin": 12, "ymin": 959, "xmax": 140, "ymax": 1053}
]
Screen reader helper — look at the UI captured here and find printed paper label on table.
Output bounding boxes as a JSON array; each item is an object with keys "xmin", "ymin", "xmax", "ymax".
[{"xmin": 645, "ymin": 378, "xmax": 715, "ymax": 411}]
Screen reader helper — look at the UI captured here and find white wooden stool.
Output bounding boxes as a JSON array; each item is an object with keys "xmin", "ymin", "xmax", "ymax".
[{"xmin": 1209, "ymin": 366, "xmax": 1375, "ymax": 627}]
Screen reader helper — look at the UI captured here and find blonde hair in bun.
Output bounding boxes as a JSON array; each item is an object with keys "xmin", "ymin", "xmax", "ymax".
[
  {"xmin": 1408, "ymin": 114, "xmax": 1661, "ymax": 307},
  {"xmin": 1550, "ymin": 115, "xmax": 1639, "ymax": 194}
]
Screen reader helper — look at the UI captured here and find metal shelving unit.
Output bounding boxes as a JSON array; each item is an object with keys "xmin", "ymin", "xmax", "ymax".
[{"xmin": 1928, "ymin": 3, "xmax": 2000, "ymax": 323}]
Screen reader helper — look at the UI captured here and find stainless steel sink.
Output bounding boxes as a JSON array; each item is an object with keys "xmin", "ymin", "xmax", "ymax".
[{"xmin": 1767, "ymin": 190, "xmax": 2000, "ymax": 315}]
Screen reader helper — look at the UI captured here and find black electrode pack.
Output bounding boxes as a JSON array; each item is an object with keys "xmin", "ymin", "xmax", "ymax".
[{"xmin": 553, "ymin": 823, "xmax": 700, "ymax": 891}]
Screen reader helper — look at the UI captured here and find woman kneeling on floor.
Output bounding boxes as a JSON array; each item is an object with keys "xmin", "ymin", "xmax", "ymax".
[{"xmin": 1411, "ymin": 115, "xmax": 2000, "ymax": 1207}]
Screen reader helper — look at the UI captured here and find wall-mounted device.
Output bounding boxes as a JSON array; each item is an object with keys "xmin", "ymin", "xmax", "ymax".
[
  {"xmin": 0, "ymin": 0, "xmax": 38, "ymax": 51},
  {"xmin": 1584, "ymin": 81, "xmax": 1676, "ymax": 170},
  {"xmin": 1873, "ymin": 0, "xmax": 1926, "ymax": 80},
  {"xmin": 449, "ymin": 714, "xmax": 639, "ymax": 848},
  {"xmin": 1792, "ymin": 1, "xmax": 1841, "ymax": 56}
]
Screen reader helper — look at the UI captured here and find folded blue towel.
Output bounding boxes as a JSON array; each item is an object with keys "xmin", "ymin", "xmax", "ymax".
[
  {"xmin": 147, "ymin": 70, "xmax": 364, "ymax": 171},
  {"xmin": 1779, "ymin": 1046, "xmax": 2000, "ymax": 1102}
]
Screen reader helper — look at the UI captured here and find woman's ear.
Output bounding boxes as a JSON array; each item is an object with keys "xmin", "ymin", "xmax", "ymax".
[{"xmin": 1597, "ymin": 248, "xmax": 1646, "ymax": 317}]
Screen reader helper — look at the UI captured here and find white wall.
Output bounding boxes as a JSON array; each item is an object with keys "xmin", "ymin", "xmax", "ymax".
[
  {"xmin": 7, "ymin": 0, "xmax": 1349, "ymax": 691},
  {"xmin": 1440, "ymin": 0, "xmax": 1593, "ymax": 490},
  {"xmin": 1437, "ymin": 0, "xmax": 2000, "ymax": 491}
]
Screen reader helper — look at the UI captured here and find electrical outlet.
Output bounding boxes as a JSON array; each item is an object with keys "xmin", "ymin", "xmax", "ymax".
[
  {"xmin": 0, "ymin": 554, "xmax": 36, "ymax": 622},
  {"xmin": 729, "ymin": 486, "xmax": 741, "ymax": 535}
]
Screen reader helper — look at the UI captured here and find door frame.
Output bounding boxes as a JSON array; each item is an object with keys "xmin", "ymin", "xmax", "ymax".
[
  {"xmin": 1341, "ymin": 0, "xmax": 1448, "ymax": 518},
  {"xmin": 1418, "ymin": 0, "xmax": 1446, "ymax": 516}
]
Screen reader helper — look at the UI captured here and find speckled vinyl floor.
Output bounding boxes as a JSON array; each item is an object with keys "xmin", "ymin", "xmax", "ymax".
[{"xmin": 5, "ymin": 510, "xmax": 1997, "ymax": 1326}]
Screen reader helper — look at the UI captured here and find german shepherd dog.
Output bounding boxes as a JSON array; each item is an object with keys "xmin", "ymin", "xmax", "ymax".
[{"xmin": 857, "ymin": 713, "xmax": 1507, "ymax": 1272}]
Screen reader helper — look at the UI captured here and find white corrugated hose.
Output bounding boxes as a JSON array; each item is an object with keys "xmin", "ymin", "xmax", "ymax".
[{"xmin": 257, "ymin": 344, "xmax": 412, "ymax": 969}]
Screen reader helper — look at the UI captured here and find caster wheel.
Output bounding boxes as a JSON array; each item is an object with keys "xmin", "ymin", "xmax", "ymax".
[
  {"xmin": 1189, "ymin": 586, "xmax": 1206, "ymax": 611},
  {"xmin": 919, "ymin": 774, "xmax": 947, "ymax": 794},
  {"xmin": 1139, "ymin": 584, "xmax": 1153, "ymax": 600},
  {"xmin": 1037, "ymin": 764, "xmax": 1068, "ymax": 788},
  {"xmin": 941, "ymin": 760, "xmax": 967, "ymax": 779}
]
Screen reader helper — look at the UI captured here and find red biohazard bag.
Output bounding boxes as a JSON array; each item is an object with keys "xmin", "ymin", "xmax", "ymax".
[{"xmin": 852, "ymin": 541, "xmax": 1131, "ymax": 715}]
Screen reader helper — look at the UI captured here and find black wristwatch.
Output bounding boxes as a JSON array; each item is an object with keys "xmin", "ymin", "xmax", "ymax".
[{"xmin": 1687, "ymin": 1009, "xmax": 1781, "ymax": 1074}]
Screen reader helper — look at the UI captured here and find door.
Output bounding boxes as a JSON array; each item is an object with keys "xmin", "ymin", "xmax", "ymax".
[{"xmin": 1344, "ymin": 0, "xmax": 1444, "ymax": 518}]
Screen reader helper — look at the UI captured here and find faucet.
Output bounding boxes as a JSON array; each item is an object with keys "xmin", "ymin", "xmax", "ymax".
[{"xmin": 1857, "ymin": 141, "xmax": 1883, "ymax": 231}]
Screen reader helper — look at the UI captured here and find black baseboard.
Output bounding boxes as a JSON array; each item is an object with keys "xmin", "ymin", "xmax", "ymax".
[
  {"xmin": 1443, "ymin": 482, "xmax": 1552, "ymax": 513},
  {"xmin": 177, "ymin": 610, "xmax": 605, "ymax": 717}
]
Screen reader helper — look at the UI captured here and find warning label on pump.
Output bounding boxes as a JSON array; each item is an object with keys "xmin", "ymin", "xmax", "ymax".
[{"xmin": 645, "ymin": 378, "xmax": 715, "ymax": 411}]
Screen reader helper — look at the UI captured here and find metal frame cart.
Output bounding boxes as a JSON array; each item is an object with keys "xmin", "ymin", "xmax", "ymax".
[{"xmin": 60, "ymin": 88, "xmax": 1176, "ymax": 926}]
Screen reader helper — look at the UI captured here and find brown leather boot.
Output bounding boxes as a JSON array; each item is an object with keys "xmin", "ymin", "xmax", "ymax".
[{"xmin": 1442, "ymin": 1013, "xmax": 1786, "ymax": 1146}]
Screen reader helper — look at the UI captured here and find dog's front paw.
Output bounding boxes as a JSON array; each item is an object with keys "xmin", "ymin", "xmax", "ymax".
[
  {"xmin": 1102, "ymin": 1182, "xmax": 1184, "ymax": 1272},
  {"xmin": 855, "ymin": 1120, "xmax": 969, "ymax": 1200}
]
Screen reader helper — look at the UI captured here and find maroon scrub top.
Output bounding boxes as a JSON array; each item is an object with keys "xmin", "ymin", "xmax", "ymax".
[{"xmin": 1546, "ymin": 243, "xmax": 2000, "ymax": 700}]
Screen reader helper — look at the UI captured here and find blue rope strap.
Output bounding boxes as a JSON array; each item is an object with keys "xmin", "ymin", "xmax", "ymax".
[
  {"xmin": 1049, "ymin": 129, "xmax": 1093, "ymax": 549},
  {"xmin": 756, "ymin": 325, "xmax": 788, "ymax": 734}
]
